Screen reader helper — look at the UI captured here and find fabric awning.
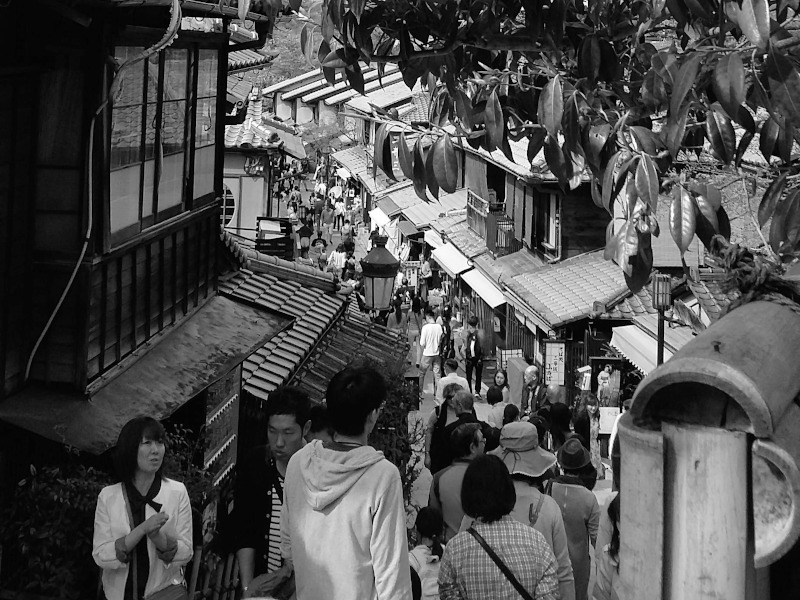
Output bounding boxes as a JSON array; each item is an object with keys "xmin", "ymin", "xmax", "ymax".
[
  {"xmin": 397, "ymin": 220, "xmax": 420, "ymax": 237},
  {"xmin": 0, "ymin": 295, "xmax": 291, "ymax": 454},
  {"xmin": 369, "ymin": 207, "xmax": 391, "ymax": 228},
  {"xmin": 461, "ymin": 269, "xmax": 506, "ymax": 308},
  {"xmin": 377, "ymin": 197, "xmax": 402, "ymax": 217},
  {"xmin": 432, "ymin": 242, "xmax": 471, "ymax": 278},
  {"xmin": 424, "ymin": 229, "xmax": 444, "ymax": 249},
  {"xmin": 610, "ymin": 325, "xmax": 674, "ymax": 375}
]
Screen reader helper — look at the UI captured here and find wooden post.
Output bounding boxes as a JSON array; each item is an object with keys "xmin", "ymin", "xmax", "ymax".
[{"xmin": 662, "ymin": 422, "xmax": 751, "ymax": 600}]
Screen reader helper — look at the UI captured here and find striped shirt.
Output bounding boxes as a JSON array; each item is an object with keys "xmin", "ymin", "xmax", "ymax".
[
  {"xmin": 266, "ymin": 474, "xmax": 284, "ymax": 573},
  {"xmin": 438, "ymin": 516, "xmax": 560, "ymax": 600}
]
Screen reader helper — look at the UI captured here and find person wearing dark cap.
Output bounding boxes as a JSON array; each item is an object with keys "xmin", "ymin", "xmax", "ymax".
[
  {"xmin": 547, "ymin": 437, "xmax": 600, "ymax": 600},
  {"xmin": 490, "ymin": 422, "xmax": 575, "ymax": 600}
]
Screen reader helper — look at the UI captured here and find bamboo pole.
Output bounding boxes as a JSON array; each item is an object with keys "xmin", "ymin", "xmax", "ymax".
[{"xmin": 662, "ymin": 422, "xmax": 751, "ymax": 600}]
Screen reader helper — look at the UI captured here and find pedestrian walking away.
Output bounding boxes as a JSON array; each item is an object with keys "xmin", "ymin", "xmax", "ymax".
[{"xmin": 280, "ymin": 366, "xmax": 412, "ymax": 600}]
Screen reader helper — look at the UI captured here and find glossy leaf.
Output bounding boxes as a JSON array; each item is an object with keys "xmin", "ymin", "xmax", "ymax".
[
  {"xmin": 432, "ymin": 135, "xmax": 458, "ymax": 193},
  {"xmin": 625, "ymin": 230, "xmax": 654, "ymax": 293},
  {"xmin": 734, "ymin": 130, "xmax": 755, "ymax": 168},
  {"xmin": 425, "ymin": 147, "xmax": 440, "ymax": 199},
  {"xmin": 670, "ymin": 185, "xmax": 696, "ymax": 254},
  {"xmin": 670, "ymin": 53, "xmax": 702, "ymax": 119},
  {"xmin": 587, "ymin": 124, "xmax": 612, "ymax": 163},
  {"xmin": 591, "ymin": 177, "xmax": 604, "ymax": 209},
  {"xmin": 318, "ymin": 40, "xmax": 331, "ymax": 65},
  {"xmin": 300, "ymin": 24, "xmax": 311, "ymax": 63},
  {"xmin": 769, "ymin": 189, "xmax": 799, "ymax": 252},
  {"xmin": 527, "ymin": 128, "xmax": 547, "ymax": 162},
  {"xmin": 601, "ymin": 151, "xmax": 622, "ymax": 212},
  {"xmin": 758, "ymin": 172, "xmax": 788, "ymax": 227},
  {"xmin": 538, "ymin": 76, "xmax": 564, "ymax": 138},
  {"xmin": 484, "ymin": 89, "xmax": 504, "ymax": 151},
  {"xmin": 713, "ymin": 53, "xmax": 746, "ymax": 120},
  {"xmin": 398, "ymin": 132, "xmax": 414, "ymax": 180},
  {"xmin": 785, "ymin": 191, "xmax": 800, "ymax": 249},
  {"xmin": 726, "ymin": 0, "xmax": 770, "ymax": 49},
  {"xmin": 694, "ymin": 193, "xmax": 720, "ymax": 248},
  {"xmin": 350, "ymin": 0, "xmax": 365, "ymax": 21},
  {"xmin": 734, "ymin": 106, "xmax": 757, "ymax": 134},
  {"xmin": 630, "ymin": 126, "xmax": 661, "ymax": 155},
  {"xmin": 635, "ymin": 154, "xmax": 659, "ymax": 212},
  {"xmin": 412, "ymin": 137, "xmax": 428, "ymax": 202},
  {"xmin": 578, "ymin": 35, "xmax": 601, "ymax": 82},
  {"xmin": 345, "ymin": 62, "xmax": 365, "ymax": 95},
  {"xmin": 766, "ymin": 50, "xmax": 800, "ymax": 129},
  {"xmin": 565, "ymin": 144, "xmax": 586, "ymax": 190},
  {"xmin": 373, "ymin": 123, "xmax": 390, "ymax": 178},
  {"xmin": 665, "ymin": 102, "xmax": 690, "ymax": 158},
  {"xmin": 651, "ymin": 52, "xmax": 679, "ymax": 87},
  {"xmin": 760, "ymin": 117, "xmax": 780, "ymax": 162},
  {"xmin": 718, "ymin": 205, "xmax": 732, "ymax": 240},
  {"xmin": 705, "ymin": 107, "xmax": 736, "ymax": 164},
  {"xmin": 544, "ymin": 135, "xmax": 569, "ymax": 185},
  {"xmin": 322, "ymin": 49, "xmax": 348, "ymax": 69},
  {"xmin": 455, "ymin": 90, "xmax": 474, "ymax": 131},
  {"xmin": 322, "ymin": 66, "xmax": 337, "ymax": 85}
]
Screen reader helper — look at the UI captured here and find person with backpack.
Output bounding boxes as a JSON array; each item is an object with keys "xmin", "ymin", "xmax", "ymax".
[
  {"xmin": 409, "ymin": 507, "xmax": 445, "ymax": 600},
  {"xmin": 491, "ymin": 421, "xmax": 575, "ymax": 600}
]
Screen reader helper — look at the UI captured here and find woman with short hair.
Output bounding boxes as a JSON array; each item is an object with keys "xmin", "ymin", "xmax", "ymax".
[
  {"xmin": 438, "ymin": 454, "xmax": 559, "ymax": 600},
  {"xmin": 93, "ymin": 417, "xmax": 192, "ymax": 600}
]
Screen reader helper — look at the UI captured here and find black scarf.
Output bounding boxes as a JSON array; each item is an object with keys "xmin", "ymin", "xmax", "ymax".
[{"xmin": 124, "ymin": 478, "xmax": 162, "ymax": 600}]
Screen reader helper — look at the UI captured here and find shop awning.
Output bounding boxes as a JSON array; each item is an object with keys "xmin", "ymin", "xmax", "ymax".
[
  {"xmin": 0, "ymin": 296, "xmax": 291, "ymax": 454},
  {"xmin": 432, "ymin": 242, "xmax": 471, "ymax": 278},
  {"xmin": 610, "ymin": 325, "xmax": 674, "ymax": 375},
  {"xmin": 369, "ymin": 207, "xmax": 391, "ymax": 228},
  {"xmin": 424, "ymin": 229, "xmax": 444, "ymax": 249},
  {"xmin": 397, "ymin": 220, "xmax": 420, "ymax": 238},
  {"xmin": 461, "ymin": 269, "xmax": 506, "ymax": 308},
  {"xmin": 377, "ymin": 197, "xmax": 402, "ymax": 217}
]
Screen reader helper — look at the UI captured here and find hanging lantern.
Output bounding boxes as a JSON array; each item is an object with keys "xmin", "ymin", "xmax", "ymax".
[
  {"xmin": 651, "ymin": 272, "xmax": 672, "ymax": 311},
  {"xmin": 360, "ymin": 236, "xmax": 400, "ymax": 311}
]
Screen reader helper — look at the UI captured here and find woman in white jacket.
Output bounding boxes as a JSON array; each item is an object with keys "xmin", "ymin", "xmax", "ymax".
[{"xmin": 93, "ymin": 417, "xmax": 193, "ymax": 600}]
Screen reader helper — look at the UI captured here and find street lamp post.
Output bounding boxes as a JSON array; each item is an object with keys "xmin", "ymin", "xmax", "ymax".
[
  {"xmin": 651, "ymin": 272, "xmax": 672, "ymax": 366},
  {"xmin": 360, "ymin": 236, "xmax": 400, "ymax": 313}
]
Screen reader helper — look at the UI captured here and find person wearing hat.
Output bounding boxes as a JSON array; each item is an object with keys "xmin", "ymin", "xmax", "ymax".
[
  {"xmin": 491, "ymin": 422, "xmax": 576, "ymax": 600},
  {"xmin": 548, "ymin": 437, "xmax": 600, "ymax": 600}
]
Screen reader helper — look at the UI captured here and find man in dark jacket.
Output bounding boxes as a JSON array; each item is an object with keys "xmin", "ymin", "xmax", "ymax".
[
  {"xmin": 460, "ymin": 315, "xmax": 484, "ymax": 396},
  {"xmin": 230, "ymin": 387, "xmax": 312, "ymax": 597}
]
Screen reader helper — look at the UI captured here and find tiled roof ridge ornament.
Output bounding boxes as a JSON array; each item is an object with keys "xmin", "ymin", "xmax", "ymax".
[{"xmin": 619, "ymin": 233, "xmax": 800, "ymax": 596}]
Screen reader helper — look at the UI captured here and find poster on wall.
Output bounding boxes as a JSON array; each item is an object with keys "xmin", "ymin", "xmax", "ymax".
[
  {"xmin": 543, "ymin": 341, "xmax": 566, "ymax": 385},
  {"xmin": 589, "ymin": 356, "xmax": 624, "ymax": 407}
]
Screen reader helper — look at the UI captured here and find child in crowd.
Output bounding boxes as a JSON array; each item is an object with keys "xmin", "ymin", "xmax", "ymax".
[{"xmin": 409, "ymin": 507, "xmax": 445, "ymax": 600}]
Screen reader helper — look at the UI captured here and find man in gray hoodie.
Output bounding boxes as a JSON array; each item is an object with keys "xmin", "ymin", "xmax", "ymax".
[{"xmin": 280, "ymin": 366, "xmax": 412, "ymax": 600}]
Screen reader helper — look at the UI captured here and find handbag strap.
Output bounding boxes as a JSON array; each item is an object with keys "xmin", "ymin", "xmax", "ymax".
[
  {"xmin": 121, "ymin": 484, "xmax": 140, "ymax": 600},
  {"xmin": 467, "ymin": 527, "xmax": 535, "ymax": 600}
]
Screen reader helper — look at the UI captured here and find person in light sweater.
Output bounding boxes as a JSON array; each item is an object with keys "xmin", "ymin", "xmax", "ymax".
[{"xmin": 280, "ymin": 366, "xmax": 412, "ymax": 600}]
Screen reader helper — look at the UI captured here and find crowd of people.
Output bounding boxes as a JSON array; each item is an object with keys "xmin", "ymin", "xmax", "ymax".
[{"xmin": 92, "ymin": 359, "xmax": 621, "ymax": 600}]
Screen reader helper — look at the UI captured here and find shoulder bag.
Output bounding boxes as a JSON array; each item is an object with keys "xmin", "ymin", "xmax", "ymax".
[
  {"xmin": 121, "ymin": 485, "xmax": 189, "ymax": 600},
  {"xmin": 467, "ymin": 527, "xmax": 535, "ymax": 600}
]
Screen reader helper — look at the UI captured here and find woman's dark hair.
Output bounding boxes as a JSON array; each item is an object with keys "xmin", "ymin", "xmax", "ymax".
[
  {"xmin": 266, "ymin": 386, "xmax": 312, "ymax": 428},
  {"xmin": 326, "ymin": 366, "xmax": 386, "ymax": 436},
  {"xmin": 415, "ymin": 506, "xmax": 445, "ymax": 558},
  {"xmin": 502, "ymin": 404, "xmax": 520, "ymax": 425},
  {"xmin": 461, "ymin": 454, "xmax": 516, "ymax": 523},
  {"xmin": 410, "ymin": 566, "xmax": 422, "ymax": 600},
  {"xmin": 113, "ymin": 416, "xmax": 166, "ymax": 483},
  {"xmin": 608, "ymin": 493, "xmax": 621, "ymax": 569},
  {"xmin": 486, "ymin": 385, "xmax": 504, "ymax": 406},
  {"xmin": 494, "ymin": 369, "xmax": 509, "ymax": 389},
  {"xmin": 550, "ymin": 402, "xmax": 572, "ymax": 451}
]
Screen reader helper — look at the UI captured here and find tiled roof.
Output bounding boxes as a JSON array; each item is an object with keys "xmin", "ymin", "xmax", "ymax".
[
  {"xmin": 447, "ymin": 226, "xmax": 489, "ymax": 259},
  {"xmin": 403, "ymin": 190, "xmax": 467, "ymax": 228},
  {"xmin": 220, "ymin": 270, "xmax": 347, "ymax": 400},
  {"xmin": 600, "ymin": 285, "xmax": 658, "ymax": 319},
  {"xmin": 228, "ymin": 74, "xmax": 254, "ymax": 105},
  {"xmin": 303, "ymin": 64, "xmax": 394, "ymax": 103},
  {"xmin": 283, "ymin": 72, "xmax": 346, "ymax": 101},
  {"xmin": 473, "ymin": 250, "xmax": 545, "ymax": 284},
  {"xmin": 345, "ymin": 81, "xmax": 417, "ymax": 113},
  {"xmin": 398, "ymin": 91, "xmax": 431, "ymax": 124},
  {"xmin": 377, "ymin": 197, "xmax": 401, "ymax": 217},
  {"xmin": 324, "ymin": 68, "xmax": 404, "ymax": 106},
  {"xmin": 687, "ymin": 277, "xmax": 738, "ymax": 323},
  {"xmin": 262, "ymin": 68, "xmax": 323, "ymax": 96},
  {"xmin": 224, "ymin": 93, "xmax": 306, "ymax": 157},
  {"xmin": 294, "ymin": 314, "xmax": 409, "ymax": 400},
  {"xmin": 228, "ymin": 49, "xmax": 275, "ymax": 73},
  {"xmin": 431, "ymin": 213, "xmax": 467, "ymax": 235},
  {"xmin": 505, "ymin": 250, "xmax": 630, "ymax": 328}
]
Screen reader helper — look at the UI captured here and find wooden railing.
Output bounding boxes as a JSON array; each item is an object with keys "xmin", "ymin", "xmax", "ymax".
[{"xmin": 467, "ymin": 190, "xmax": 520, "ymax": 257}]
